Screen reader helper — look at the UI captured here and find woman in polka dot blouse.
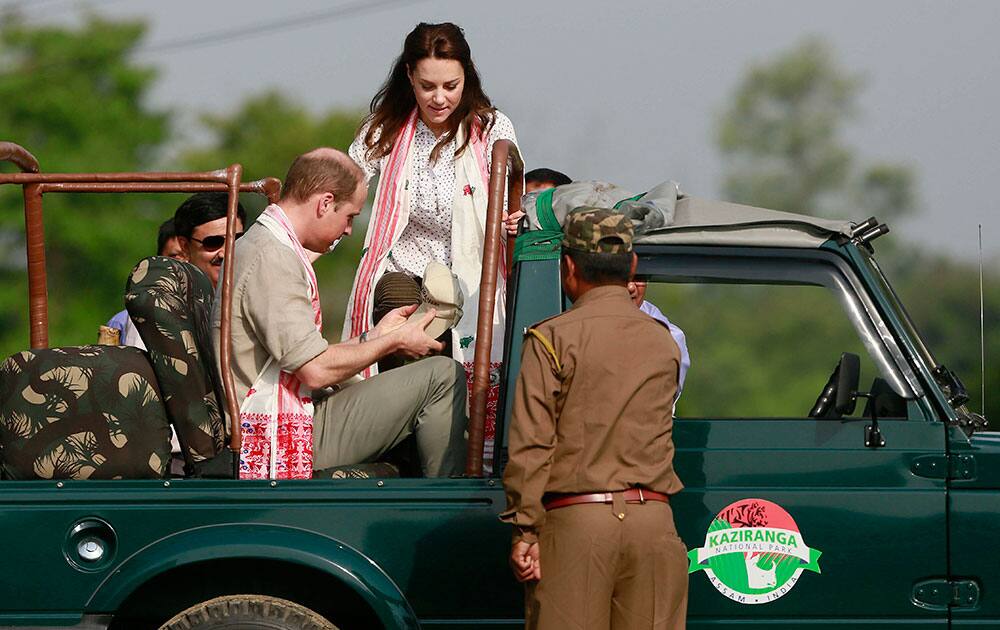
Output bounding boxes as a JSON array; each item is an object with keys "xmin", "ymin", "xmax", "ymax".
[{"xmin": 343, "ymin": 22, "xmax": 522, "ymax": 467}]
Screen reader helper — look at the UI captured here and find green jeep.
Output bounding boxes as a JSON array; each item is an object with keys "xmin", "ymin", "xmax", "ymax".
[{"xmin": 0, "ymin": 141, "xmax": 996, "ymax": 629}]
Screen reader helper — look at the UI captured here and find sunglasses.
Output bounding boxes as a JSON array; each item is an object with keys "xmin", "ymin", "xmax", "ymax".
[{"xmin": 191, "ymin": 232, "xmax": 244, "ymax": 251}]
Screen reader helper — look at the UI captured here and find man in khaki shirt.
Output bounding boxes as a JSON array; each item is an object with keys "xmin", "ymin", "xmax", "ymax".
[
  {"xmin": 501, "ymin": 207, "xmax": 688, "ymax": 629},
  {"xmin": 212, "ymin": 148, "xmax": 467, "ymax": 477}
]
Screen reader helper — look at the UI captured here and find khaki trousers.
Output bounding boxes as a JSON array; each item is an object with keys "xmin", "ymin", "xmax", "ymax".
[
  {"xmin": 526, "ymin": 499, "xmax": 688, "ymax": 630},
  {"xmin": 312, "ymin": 356, "xmax": 467, "ymax": 477}
]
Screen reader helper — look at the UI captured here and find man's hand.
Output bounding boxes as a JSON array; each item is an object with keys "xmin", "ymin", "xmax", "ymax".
[
  {"xmin": 392, "ymin": 307, "xmax": 444, "ymax": 358},
  {"xmin": 296, "ymin": 306, "xmax": 441, "ymax": 389},
  {"xmin": 504, "ymin": 209, "xmax": 526, "ymax": 236},
  {"xmin": 371, "ymin": 304, "xmax": 418, "ymax": 339},
  {"xmin": 510, "ymin": 540, "xmax": 541, "ymax": 582}
]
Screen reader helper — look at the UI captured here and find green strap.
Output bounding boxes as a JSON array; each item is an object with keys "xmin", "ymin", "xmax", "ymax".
[
  {"xmin": 614, "ymin": 192, "xmax": 646, "ymax": 209},
  {"xmin": 510, "ymin": 188, "xmax": 564, "ymax": 263},
  {"xmin": 535, "ymin": 187, "xmax": 562, "ymax": 232},
  {"xmin": 513, "ymin": 230, "xmax": 562, "ymax": 262},
  {"xmin": 517, "ymin": 187, "xmax": 658, "ymax": 263}
]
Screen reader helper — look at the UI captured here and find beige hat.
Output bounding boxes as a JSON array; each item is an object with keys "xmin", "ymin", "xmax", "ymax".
[{"xmin": 408, "ymin": 261, "xmax": 464, "ymax": 340}]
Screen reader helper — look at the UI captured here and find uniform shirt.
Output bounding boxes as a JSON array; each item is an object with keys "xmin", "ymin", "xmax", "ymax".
[
  {"xmin": 348, "ymin": 111, "xmax": 518, "ymax": 277},
  {"xmin": 500, "ymin": 285, "xmax": 685, "ymax": 543}
]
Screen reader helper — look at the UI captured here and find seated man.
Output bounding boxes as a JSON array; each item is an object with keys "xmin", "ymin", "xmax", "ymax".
[
  {"xmin": 174, "ymin": 191, "xmax": 247, "ymax": 289},
  {"xmin": 524, "ymin": 167, "xmax": 572, "ymax": 194},
  {"xmin": 213, "ymin": 148, "xmax": 467, "ymax": 479},
  {"xmin": 108, "ymin": 194, "xmax": 248, "ymax": 349}
]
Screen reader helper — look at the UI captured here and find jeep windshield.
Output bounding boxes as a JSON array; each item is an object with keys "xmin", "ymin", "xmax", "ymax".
[{"xmin": 860, "ymin": 248, "xmax": 981, "ymax": 421}]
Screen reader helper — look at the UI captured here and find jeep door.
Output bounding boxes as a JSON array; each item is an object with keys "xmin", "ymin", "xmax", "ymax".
[{"xmin": 639, "ymin": 245, "xmax": 948, "ymax": 628}]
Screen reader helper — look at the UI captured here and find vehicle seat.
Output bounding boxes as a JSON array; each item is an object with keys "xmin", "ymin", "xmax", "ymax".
[
  {"xmin": 125, "ymin": 256, "xmax": 227, "ymax": 472},
  {"xmin": 0, "ymin": 345, "xmax": 172, "ymax": 479}
]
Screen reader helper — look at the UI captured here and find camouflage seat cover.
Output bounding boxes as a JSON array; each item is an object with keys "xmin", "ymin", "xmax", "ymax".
[
  {"xmin": 0, "ymin": 346, "xmax": 171, "ymax": 479},
  {"xmin": 126, "ymin": 257, "xmax": 226, "ymax": 468},
  {"xmin": 312, "ymin": 462, "xmax": 400, "ymax": 479}
]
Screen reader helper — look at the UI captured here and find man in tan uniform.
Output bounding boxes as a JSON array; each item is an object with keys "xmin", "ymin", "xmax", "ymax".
[{"xmin": 501, "ymin": 207, "xmax": 688, "ymax": 629}]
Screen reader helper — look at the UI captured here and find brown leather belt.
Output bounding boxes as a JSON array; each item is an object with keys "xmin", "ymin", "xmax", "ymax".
[{"xmin": 543, "ymin": 488, "xmax": 669, "ymax": 511}]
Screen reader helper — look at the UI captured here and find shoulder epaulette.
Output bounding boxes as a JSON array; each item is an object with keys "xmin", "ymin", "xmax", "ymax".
[{"xmin": 525, "ymin": 328, "xmax": 561, "ymax": 373}]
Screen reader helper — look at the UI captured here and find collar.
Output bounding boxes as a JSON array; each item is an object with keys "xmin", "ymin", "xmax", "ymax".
[
  {"xmin": 260, "ymin": 203, "xmax": 301, "ymax": 243},
  {"xmin": 570, "ymin": 284, "xmax": 632, "ymax": 309},
  {"xmin": 415, "ymin": 118, "xmax": 432, "ymax": 136},
  {"xmin": 415, "ymin": 118, "xmax": 449, "ymax": 140}
]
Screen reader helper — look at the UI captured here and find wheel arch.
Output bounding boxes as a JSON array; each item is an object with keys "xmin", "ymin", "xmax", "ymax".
[{"xmin": 88, "ymin": 523, "xmax": 418, "ymax": 630}]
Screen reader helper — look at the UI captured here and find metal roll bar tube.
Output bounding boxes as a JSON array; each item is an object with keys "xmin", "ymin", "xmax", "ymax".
[
  {"xmin": 219, "ymin": 165, "xmax": 244, "ymax": 477},
  {"xmin": 465, "ymin": 139, "xmax": 524, "ymax": 477},
  {"xmin": 0, "ymin": 141, "xmax": 39, "ymax": 173},
  {"xmin": 0, "ymin": 141, "xmax": 278, "ymax": 349}
]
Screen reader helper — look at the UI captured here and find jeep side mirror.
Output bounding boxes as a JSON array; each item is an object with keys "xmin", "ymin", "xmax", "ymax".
[
  {"xmin": 834, "ymin": 353, "xmax": 860, "ymax": 416},
  {"xmin": 829, "ymin": 352, "xmax": 887, "ymax": 449},
  {"xmin": 809, "ymin": 352, "xmax": 861, "ymax": 419}
]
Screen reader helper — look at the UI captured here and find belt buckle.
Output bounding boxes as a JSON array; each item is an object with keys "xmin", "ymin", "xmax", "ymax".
[{"xmin": 638, "ymin": 488, "xmax": 646, "ymax": 504}]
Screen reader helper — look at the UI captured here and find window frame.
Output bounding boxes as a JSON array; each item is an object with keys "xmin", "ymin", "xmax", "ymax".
[{"xmin": 634, "ymin": 245, "xmax": 924, "ymax": 405}]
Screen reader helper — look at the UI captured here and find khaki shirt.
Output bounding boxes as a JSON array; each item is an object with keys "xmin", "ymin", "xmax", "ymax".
[
  {"xmin": 211, "ymin": 222, "xmax": 329, "ymax": 404},
  {"xmin": 500, "ymin": 285, "xmax": 684, "ymax": 543}
]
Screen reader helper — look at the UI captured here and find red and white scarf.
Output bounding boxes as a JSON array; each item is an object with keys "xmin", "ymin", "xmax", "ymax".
[
  {"xmin": 239, "ymin": 204, "xmax": 321, "ymax": 479},
  {"xmin": 342, "ymin": 110, "xmax": 509, "ymax": 467}
]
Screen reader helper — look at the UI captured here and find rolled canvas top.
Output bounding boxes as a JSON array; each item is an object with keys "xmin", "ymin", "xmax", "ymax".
[{"xmin": 523, "ymin": 180, "xmax": 856, "ymax": 249}]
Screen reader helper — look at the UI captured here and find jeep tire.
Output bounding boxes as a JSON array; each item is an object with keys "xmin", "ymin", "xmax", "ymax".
[{"xmin": 159, "ymin": 595, "xmax": 338, "ymax": 630}]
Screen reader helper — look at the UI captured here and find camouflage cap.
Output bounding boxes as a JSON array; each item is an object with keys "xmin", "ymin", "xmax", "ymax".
[{"xmin": 561, "ymin": 206, "xmax": 634, "ymax": 254}]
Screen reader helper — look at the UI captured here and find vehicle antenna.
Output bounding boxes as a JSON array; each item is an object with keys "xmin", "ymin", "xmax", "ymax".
[{"xmin": 980, "ymin": 224, "xmax": 986, "ymax": 415}]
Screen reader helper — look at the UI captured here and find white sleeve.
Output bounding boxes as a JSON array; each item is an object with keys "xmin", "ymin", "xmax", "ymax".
[
  {"xmin": 486, "ymin": 110, "xmax": 519, "ymax": 168},
  {"xmin": 484, "ymin": 111, "xmax": 521, "ymax": 213},
  {"xmin": 348, "ymin": 123, "xmax": 380, "ymax": 184},
  {"xmin": 122, "ymin": 316, "xmax": 147, "ymax": 351}
]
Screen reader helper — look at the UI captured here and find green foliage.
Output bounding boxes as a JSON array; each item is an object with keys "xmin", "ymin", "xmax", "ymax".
[
  {"xmin": 857, "ymin": 164, "xmax": 915, "ymax": 222},
  {"xmin": 713, "ymin": 37, "xmax": 997, "ymax": 422},
  {"xmin": 718, "ymin": 38, "xmax": 915, "ymax": 222},
  {"xmin": 890, "ymin": 251, "xmax": 1000, "ymax": 420},
  {"xmin": 0, "ymin": 13, "xmax": 173, "ymax": 355},
  {"xmin": 182, "ymin": 90, "xmax": 362, "ymax": 181},
  {"xmin": 647, "ymin": 283, "xmax": 879, "ymax": 418},
  {"xmin": 0, "ymin": 14, "xmax": 370, "ymax": 355}
]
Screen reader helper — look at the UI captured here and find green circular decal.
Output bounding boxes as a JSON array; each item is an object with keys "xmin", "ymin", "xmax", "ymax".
[{"xmin": 688, "ymin": 498, "xmax": 822, "ymax": 604}]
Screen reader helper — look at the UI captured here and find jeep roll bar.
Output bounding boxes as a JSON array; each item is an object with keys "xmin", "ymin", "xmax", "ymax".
[
  {"xmin": 0, "ymin": 141, "xmax": 278, "ymax": 477},
  {"xmin": 1, "ymin": 138, "xmax": 520, "ymax": 479},
  {"xmin": 467, "ymin": 139, "xmax": 523, "ymax": 476}
]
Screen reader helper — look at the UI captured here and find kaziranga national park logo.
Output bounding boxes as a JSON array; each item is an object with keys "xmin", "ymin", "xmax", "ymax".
[{"xmin": 688, "ymin": 498, "xmax": 822, "ymax": 604}]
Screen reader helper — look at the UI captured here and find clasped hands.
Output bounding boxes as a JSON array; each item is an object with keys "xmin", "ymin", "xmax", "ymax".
[{"xmin": 510, "ymin": 540, "xmax": 541, "ymax": 583}]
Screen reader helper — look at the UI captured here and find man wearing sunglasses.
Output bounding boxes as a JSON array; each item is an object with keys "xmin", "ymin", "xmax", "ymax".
[{"xmin": 174, "ymin": 192, "xmax": 248, "ymax": 288}]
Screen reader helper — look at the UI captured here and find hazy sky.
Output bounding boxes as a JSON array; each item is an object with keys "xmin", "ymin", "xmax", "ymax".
[{"xmin": 16, "ymin": 0, "xmax": 1000, "ymax": 260}]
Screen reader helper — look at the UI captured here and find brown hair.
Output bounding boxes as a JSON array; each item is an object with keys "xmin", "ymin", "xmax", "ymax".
[
  {"xmin": 281, "ymin": 150, "xmax": 361, "ymax": 205},
  {"xmin": 362, "ymin": 22, "xmax": 495, "ymax": 163}
]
